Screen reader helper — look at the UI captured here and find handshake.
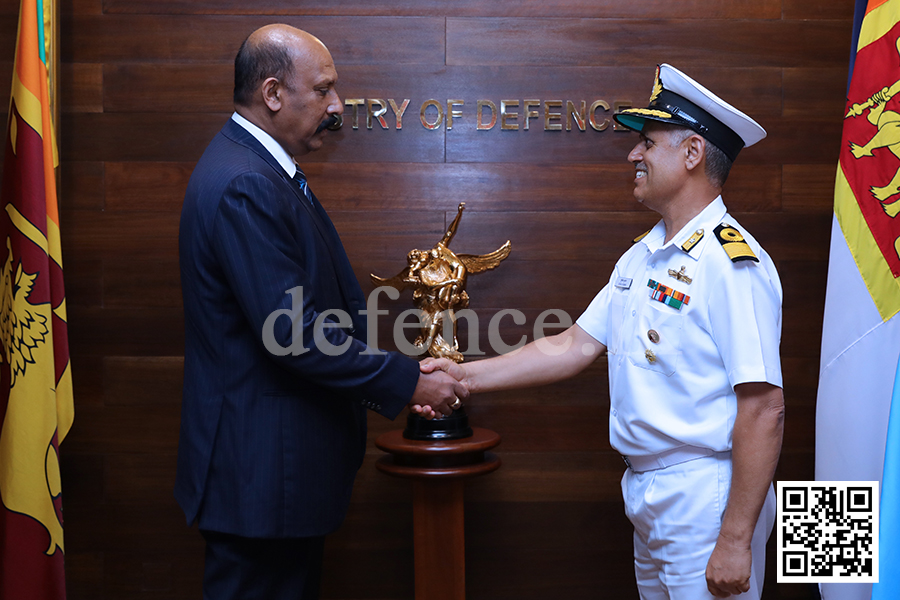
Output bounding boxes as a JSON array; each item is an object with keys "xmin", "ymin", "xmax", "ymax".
[{"xmin": 407, "ymin": 358, "xmax": 470, "ymax": 420}]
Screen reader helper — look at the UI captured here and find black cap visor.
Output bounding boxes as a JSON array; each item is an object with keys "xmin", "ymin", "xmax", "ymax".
[{"xmin": 614, "ymin": 90, "xmax": 745, "ymax": 161}]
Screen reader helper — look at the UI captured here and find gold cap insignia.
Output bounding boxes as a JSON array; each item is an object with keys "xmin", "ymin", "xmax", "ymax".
[{"xmin": 649, "ymin": 65, "xmax": 663, "ymax": 104}]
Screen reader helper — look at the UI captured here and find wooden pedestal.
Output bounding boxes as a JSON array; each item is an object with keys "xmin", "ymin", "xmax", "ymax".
[{"xmin": 375, "ymin": 427, "xmax": 501, "ymax": 600}]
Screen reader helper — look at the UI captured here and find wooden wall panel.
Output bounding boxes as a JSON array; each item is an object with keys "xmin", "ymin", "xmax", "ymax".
[
  {"xmin": 784, "ymin": 0, "xmax": 854, "ymax": 20},
  {"xmin": 446, "ymin": 18, "xmax": 851, "ymax": 68},
  {"xmin": 103, "ymin": 0, "xmax": 782, "ymax": 20},
  {"xmin": 48, "ymin": 1, "xmax": 851, "ymax": 598},
  {"xmin": 100, "ymin": 160, "xmax": 782, "ymax": 214},
  {"xmin": 62, "ymin": 63, "xmax": 103, "ymax": 113},
  {"xmin": 60, "ymin": 161, "xmax": 105, "ymax": 210},
  {"xmin": 63, "ymin": 15, "xmax": 446, "ymax": 63}
]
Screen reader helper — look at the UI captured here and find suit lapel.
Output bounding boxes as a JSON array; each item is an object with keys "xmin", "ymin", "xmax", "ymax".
[
  {"xmin": 222, "ymin": 120, "xmax": 339, "ymax": 257},
  {"xmin": 221, "ymin": 119, "xmax": 365, "ymax": 316}
]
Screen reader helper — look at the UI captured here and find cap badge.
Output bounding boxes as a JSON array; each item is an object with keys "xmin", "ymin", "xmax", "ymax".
[{"xmin": 649, "ymin": 65, "xmax": 663, "ymax": 104}]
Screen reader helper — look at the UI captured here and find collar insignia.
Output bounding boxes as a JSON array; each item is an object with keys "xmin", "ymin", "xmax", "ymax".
[
  {"xmin": 633, "ymin": 229, "xmax": 652, "ymax": 244},
  {"xmin": 680, "ymin": 228, "xmax": 704, "ymax": 254}
]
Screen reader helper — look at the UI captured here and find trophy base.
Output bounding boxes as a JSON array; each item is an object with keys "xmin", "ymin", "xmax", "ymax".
[{"xmin": 403, "ymin": 406, "xmax": 474, "ymax": 441}]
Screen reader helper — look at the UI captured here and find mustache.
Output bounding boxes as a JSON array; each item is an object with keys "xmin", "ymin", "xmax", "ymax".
[{"xmin": 317, "ymin": 114, "xmax": 342, "ymax": 133}]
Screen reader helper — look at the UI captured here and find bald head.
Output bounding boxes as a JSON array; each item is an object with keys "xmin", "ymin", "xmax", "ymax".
[{"xmin": 233, "ymin": 25, "xmax": 328, "ymax": 107}]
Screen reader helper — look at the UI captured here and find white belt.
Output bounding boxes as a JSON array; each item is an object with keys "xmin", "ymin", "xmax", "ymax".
[{"xmin": 621, "ymin": 445, "xmax": 723, "ymax": 473}]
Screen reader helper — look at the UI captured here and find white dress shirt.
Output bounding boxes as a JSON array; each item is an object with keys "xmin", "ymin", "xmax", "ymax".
[{"xmin": 231, "ymin": 112, "xmax": 297, "ymax": 179}]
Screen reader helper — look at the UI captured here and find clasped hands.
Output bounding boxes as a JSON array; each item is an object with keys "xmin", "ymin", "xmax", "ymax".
[{"xmin": 407, "ymin": 358, "xmax": 469, "ymax": 419}]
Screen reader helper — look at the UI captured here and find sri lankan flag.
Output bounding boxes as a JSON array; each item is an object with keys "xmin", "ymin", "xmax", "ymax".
[
  {"xmin": 815, "ymin": 0, "xmax": 900, "ymax": 598},
  {"xmin": 0, "ymin": 1, "xmax": 73, "ymax": 598}
]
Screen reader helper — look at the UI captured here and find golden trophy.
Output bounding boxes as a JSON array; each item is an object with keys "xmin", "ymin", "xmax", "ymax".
[{"xmin": 371, "ymin": 202, "xmax": 510, "ymax": 439}]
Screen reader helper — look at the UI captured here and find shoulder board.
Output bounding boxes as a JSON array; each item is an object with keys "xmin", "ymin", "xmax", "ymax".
[
  {"xmin": 714, "ymin": 223, "xmax": 759, "ymax": 263},
  {"xmin": 632, "ymin": 229, "xmax": 651, "ymax": 244}
]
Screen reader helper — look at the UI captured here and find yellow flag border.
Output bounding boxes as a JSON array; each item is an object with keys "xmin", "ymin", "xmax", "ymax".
[
  {"xmin": 858, "ymin": 0, "xmax": 900, "ymax": 51},
  {"xmin": 835, "ymin": 165, "xmax": 900, "ymax": 321}
]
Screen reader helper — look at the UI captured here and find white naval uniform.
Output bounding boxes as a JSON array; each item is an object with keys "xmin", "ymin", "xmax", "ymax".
[{"xmin": 576, "ymin": 196, "xmax": 782, "ymax": 600}]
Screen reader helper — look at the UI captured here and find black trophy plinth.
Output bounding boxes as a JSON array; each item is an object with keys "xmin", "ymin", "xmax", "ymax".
[{"xmin": 403, "ymin": 406, "xmax": 474, "ymax": 440}]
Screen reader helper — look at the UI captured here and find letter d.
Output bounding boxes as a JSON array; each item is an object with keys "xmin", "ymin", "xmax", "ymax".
[{"xmin": 262, "ymin": 286, "xmax": 309, "ymax": 356}]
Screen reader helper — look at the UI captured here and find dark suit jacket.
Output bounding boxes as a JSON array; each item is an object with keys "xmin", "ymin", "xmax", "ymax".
[{"xmin": 176, "ymin": 118, "xmax": 419, "ymax": 538}]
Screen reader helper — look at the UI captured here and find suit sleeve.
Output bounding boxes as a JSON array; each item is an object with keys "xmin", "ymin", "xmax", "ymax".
[{"xmin": 210, "ymin": 171, "xmax": 418, "ymax": 419}]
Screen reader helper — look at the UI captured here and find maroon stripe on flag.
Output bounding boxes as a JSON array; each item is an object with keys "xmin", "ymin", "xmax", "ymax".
[
  {"xmin": 0, "ymin": 507, "xmax": 66, "ymax": 599},
  {"xmin": 51, "ymin": 312, "xmax": 68, "ymax": 385},
  {"xmin": 2, "ymin": 106, "xmax": 49, "ymax": 239}
]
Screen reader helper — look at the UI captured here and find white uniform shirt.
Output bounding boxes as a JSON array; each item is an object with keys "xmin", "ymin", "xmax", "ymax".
[{"xmin": 577, "ymin": 197, "xmax": 783, "ymax": 457}]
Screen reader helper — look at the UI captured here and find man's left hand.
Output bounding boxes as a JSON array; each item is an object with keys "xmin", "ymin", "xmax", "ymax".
[{"xmin": 706, "ymin": 536, "xmax": 752, "ymax": 597}]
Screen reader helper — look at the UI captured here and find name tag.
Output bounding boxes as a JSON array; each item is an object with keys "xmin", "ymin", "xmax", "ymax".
[{"xmin": 615, "ymin": 277, "xmax": 633, "ymax": 290}]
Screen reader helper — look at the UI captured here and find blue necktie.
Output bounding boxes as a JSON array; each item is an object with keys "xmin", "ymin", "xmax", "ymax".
[{"xmin": 293, "ymin": 167, "xmax": 315, "ymax": 205}]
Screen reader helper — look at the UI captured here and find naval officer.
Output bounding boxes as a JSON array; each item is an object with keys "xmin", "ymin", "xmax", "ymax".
[{"xmin": 421, "ymin": 63, "xmax": 784, "ymax": 599}]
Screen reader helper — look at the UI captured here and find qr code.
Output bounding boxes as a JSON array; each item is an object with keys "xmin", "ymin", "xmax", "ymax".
[{"xmin": 777, "ymin": 481, "xmax": 878, "ymax": 583}]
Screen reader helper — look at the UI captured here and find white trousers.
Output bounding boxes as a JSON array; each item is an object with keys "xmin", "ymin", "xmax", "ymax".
[{"xmin": 621, "ymin": 452, "xmax": 776, "ymax": 600}]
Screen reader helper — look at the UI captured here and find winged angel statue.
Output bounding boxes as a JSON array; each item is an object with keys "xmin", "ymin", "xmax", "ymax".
[{"xmin": 371, "ymin": 203, "xmax": 510, "ymax": 363}]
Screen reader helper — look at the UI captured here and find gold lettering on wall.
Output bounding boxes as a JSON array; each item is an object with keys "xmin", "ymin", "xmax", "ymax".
[
  {"xmin": 342, "ymin": 97, "xmax": 633, "ymax": 133},
  {"xmin": 589, "ymin": 99, "xmax": 611, "ymax": 131},
  {"xmin": 613, "ymin": 101, "xmax": 633, "ymax": 131},
  {"xmin": 447, "ymin": 99, "xmax": 464, "ymax": 130},
  {"xmin": 477, "ymin": 100, "xmax": 497, "ymax": 130},
  {"xmin": 367, "ymin": 99, "xmax": 389, "ymax": 130},
  {"xmin": 544, "ymin": 100, "xmax": 563, "ymax": 131},
  {"xmin": 420, "ymin": 99, "xmax": 444, "ymax": 130},
  {"xmin": 388, "ymin": 98, "xmax": 410, "ymax": 129},
  {"xmin": 345, "ymin": 99, "xmax": 364, "ymax": 130},
  {"xmin": 567, "ymin": 100, "xmax": 586, "ymax": 132},
  {"xmin": 501, "ymin": 100, "xmax": 519, "ymax": 131},
  {"xmin": 523, "ymin": 99, "xmax": 540, "ymax": 131}
]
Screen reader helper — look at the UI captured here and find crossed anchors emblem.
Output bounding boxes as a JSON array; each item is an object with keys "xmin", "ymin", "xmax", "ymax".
[{"xmin": 846, "ymin": 36, "xmax": 900, "ymax": 218}]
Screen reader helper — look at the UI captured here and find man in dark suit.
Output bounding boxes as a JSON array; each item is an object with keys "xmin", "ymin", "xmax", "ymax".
[{"xmin": 176, "ymin": 24, "xmax": 466, "ymax": 599}]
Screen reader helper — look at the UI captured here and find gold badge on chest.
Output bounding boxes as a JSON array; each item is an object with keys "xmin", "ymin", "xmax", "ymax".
[{"xmin": 668, "ymin": 265, "xmax": 692, "ymax": 284}]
